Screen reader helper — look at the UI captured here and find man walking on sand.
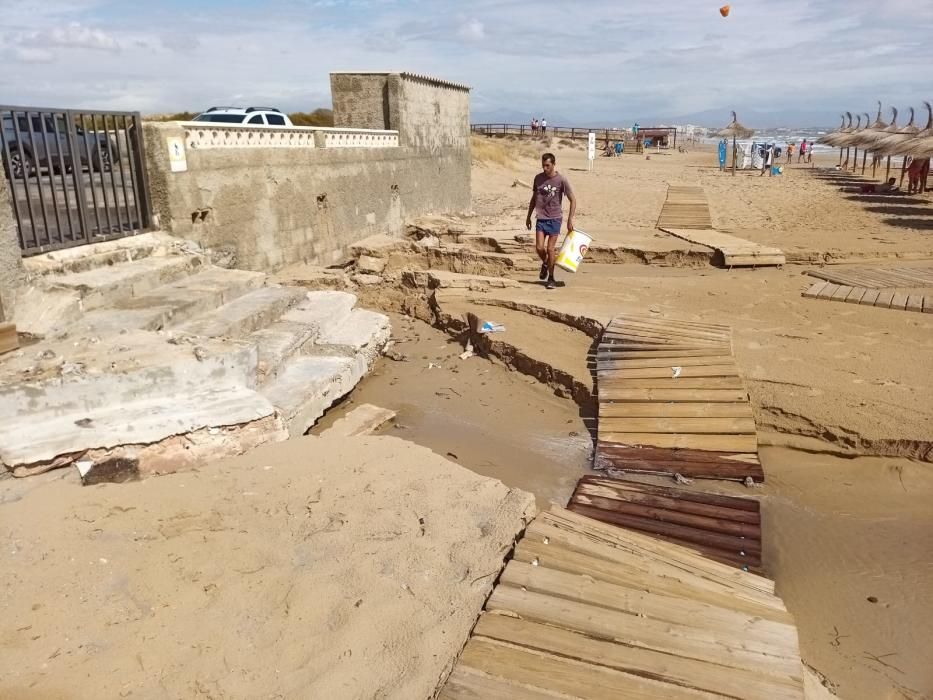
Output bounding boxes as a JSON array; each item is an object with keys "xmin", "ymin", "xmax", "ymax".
[{"xmin": 526, "ymin": 153, "xmax": 576, "ymax": 290}]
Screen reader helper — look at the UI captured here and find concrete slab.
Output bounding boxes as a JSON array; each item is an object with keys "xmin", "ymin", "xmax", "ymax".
[
  {"xmin": 11, "ymin": 285, "xmax": 82, "ymax": 339},
  {"xmin": 320, "ymin": 404, "xmax": 396, "ymax": 437},
  {"xmin": 281, "ymin": 290, "xmax": 357, "ymax": 330},
  {"xmin": 48, "ymin": 255, "xmax": 203, "ymax": 310},
  {"xmin": 311, "ymin": 308, "xmax": 391, "ymax": 364},
  {"xmin": 402, "ymin": 269, "xmax": 521, "ymax": 290},
  {"xmin": 251, "ymin": 320, "xmax": 318, "ymax": 383},
  {"xmin": 0, "ymin": 383, "xmax": 274, "ymax": 469},
  {"xmin": 22, "ymin": 231, "xmax": 183, "ymax": 275},
  {"xmin": 261, "ymin": 355, "xmax": 367, "ymax": 435},
  {"xmin": 177, "ymin": 286, "xmax": 306, "ymax": 339}
]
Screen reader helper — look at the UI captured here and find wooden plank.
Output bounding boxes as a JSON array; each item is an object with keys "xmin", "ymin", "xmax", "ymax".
[
  {"xmin": 539, "ymin": 509, "xmax": 778, "ymax": 598},
  {"xmin": 597, "ymin": 416, "xmax": 755, "ymax": 435},
  {"xmin": 889, "ymin": 292, "xmax": 909, "ymax": 310},
  {"xmin": 906, "ymin": 295, "xmax": 924, "ymax": 312},
  {"xmin": 601, "ymin": 330, "xmax": 728, "ymax": 347},
  {"xmin": 598, "ymin": 388, "xmax": 748, "ymax": 402},
  {"xmin": 597, "ymin": 355, "xmax": 736, "ymax": 369},
  {"xmin": 875, "ymin": 290, "xmax": 896, "ymax": 308},
  {"xmin": 607, "ymin": 315, "xmax": 731, "ymax": 332},
  {"xmin": 844, "ymin": 287, "xmax": 866, "ymax": 304},
  {"xmin": 457, "ymin": 637, "xmax": 715, "ymax": 700},
  {"xmin": 440, "ymin": 665, "xmax": 565, "ymax": 700},
  {"xmin": 499, "ymin": 560, "xmax": 778, "ymax": 634},
  {"xmin": 830, "ymin": 285, "xmax": 853, "ymax": 302},
  {"xmin": 600, "ymin": 377, "xmax": 745, "ymax": 390},
  {"xmin": 816, "ymin": 283, "xmax": 840, "ymax": 299},
  {"xmin": 600, "ymin": 433, "xmax": 758, "ymax": 452},
  {"xmin": 473, "ymin": 615, "xmax": 803, "ymax": 700},
  {"xmin": 597, "ymin": 348, "xmax": 731, "ymax": 359},
  {"xmin": 604, "ymin": 320, "xmax": 731, "ymax": 341},
  {"xmin": 598, "ymin": 364, "xmax": 739, "ymax": 379},
  {"xmin": 599, "ymin": 402, "xmax": 753, "ymax": 418},
  {"xmin": 0, "ymin": 322, "xmax": 18, "ymax": 356},
  {"xmin": 803, "ymin": 282, "xmax": 827, "ymax": 298},
  {"xmin": 578, "ymin": 476, "xmax": 760, "ymax": 512},
  {"xmin": 859, "ymin": 289, "xmax": 881, "ymax": 306},
  {"xmin": 723, "ymin": 253, "xmax": 786, "ymax": 267}
]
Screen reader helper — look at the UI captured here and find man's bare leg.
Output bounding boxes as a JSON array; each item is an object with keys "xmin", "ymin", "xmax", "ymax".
[{"xmin": 547, "ymin": 234, "xmax": 558, "ymax": 277}]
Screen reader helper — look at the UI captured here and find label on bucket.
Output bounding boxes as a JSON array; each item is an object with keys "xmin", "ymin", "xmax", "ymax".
[{"xmin": 556, "ymin": 229, "xmax": 593, "ymax": 273}]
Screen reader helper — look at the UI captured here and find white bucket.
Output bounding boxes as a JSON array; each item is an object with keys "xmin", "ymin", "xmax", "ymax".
[{"xmin": 556, "ymin": 229, "xmax": 593, "ymax": 273}]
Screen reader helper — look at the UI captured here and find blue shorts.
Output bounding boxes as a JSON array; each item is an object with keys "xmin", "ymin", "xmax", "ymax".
[{"xmin": 535, "ymin": 218, "xmax": 562, "ymax": 235}]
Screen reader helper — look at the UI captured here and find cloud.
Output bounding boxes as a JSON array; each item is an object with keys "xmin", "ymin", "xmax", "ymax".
[
  {"xmin": 11, "ymin": 47, "xmax": 55, "ymax": 64},
  {"xmin": 39, "ymin": 22, "xmax": 121, "ymax": 51},
  {"xmin": 161, "ymin": 33, "xmax": 201, "ymax": 52},
  {"xmin": 457, "ymin": 19, "xmax": 484, "ymax": 41}
]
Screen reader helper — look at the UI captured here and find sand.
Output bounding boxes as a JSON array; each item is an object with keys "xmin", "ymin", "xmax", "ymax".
[{"xmin": 0, "ymin": 434, "xmax": 535, "ymax": 699}]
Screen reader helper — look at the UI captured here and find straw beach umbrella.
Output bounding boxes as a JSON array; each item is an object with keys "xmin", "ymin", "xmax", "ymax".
[
  {"xmin": 835, "ymin": 113, "xmax": 865, "ymax": 170},
  {"xmin": 849, "ymin": 103, "xmax": 889, "ymax": 173},
  {"xmin": 718, "ymin": 111, "xmax": 754, "ymax": 176},
  {"xmin": 820, "ymin": 112, "xmax": 854, "ymax": 166}
]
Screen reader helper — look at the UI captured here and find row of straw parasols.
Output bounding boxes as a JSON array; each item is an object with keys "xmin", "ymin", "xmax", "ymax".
[{"xmin": 819, "ymin": 101, "xmax": 932, "ymax": 191}]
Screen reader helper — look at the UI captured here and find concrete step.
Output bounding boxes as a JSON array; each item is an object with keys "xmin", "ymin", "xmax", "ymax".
[
  {"xmin": 22, "ymin": 231, "xmax": 186, "ymax": 276},
  {"xmin": 0, "ymin": 383, "xmax": 275, "ymax": 471},
  {"xmin": 47, "ymin": 255, "xmax": 204, "ymax": 311},
  {"xmin": 280, "ymin": 291, "xmax": 357, "ymax": 330},
  {"xmin": 251, "ymin": 320, "xmax": 318, "ymax": 384},
  {"xmin": 75, "ymin": 268, "xmax": 266, "ymax": 335},
  {"xmin": 176, "ymin": 286, "xmax": 307, "ymax": 340},
  {"xmin": 309, "ymin": 308, "xmax": 391, "ymax": 366},
  {"xmin": 261, "ymin": 355, "xmax": 368, "ymax": 436}
]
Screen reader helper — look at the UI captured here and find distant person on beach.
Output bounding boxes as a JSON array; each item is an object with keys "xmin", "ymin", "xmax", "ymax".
[
  {"xmin": 718, "ymin": 139, "xmax": 727, "ymax": 171},
  {"xmin": 541, "ymin": 118, "xmax": 547, "ymax": 135},
  {"xmin": 860, "ymin": 177, "xmax": 899, "ymax": 194},
  {"xmin": 907, "ymin": 157, "xmax": 930, "ymax": 194},
  {"xmin": 760, "ymin": 144, "xmax": 774, "ymax": 176},
  {"xmin": 786, "ymin": 143, "xmax": 794, "ymax": 163},
  {"xmin": 531, "ymin": 118, "xmax": 537, "ymax": 135},
  {"xmin": 806, "ymin": 141, "xmax": 813, "ymax": 163},
  {"xmin": 798, "ymin": 139, "xmax": 807, "ymax": 163},
  {"xmin": 526, "ymin": 152, "xmax": 576, "ymax": 290}
]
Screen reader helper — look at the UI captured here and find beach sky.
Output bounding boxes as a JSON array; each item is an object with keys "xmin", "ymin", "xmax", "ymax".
[{"xmin": 1, "ymin": 0, "xmax": 931, "ymax": 124}]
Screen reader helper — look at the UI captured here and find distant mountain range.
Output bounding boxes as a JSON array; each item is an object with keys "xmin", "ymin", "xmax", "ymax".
[{"xmin": 471, "ymin": 106, "xmax": 842, "ymax": 131}]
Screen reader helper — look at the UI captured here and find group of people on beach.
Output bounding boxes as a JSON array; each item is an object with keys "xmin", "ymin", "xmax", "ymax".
[
  {"xmin": 717, "ymin": 137, "xmax": 816, "ymax": 173},
  {"xmin": 529, "ymin": 117, "xmax": 547, "ymax": 136}
]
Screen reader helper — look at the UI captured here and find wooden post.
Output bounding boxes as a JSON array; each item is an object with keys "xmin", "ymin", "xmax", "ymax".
[
  {"xmin": 899, "ymin": 156, "xmax": 909, "ymax": 188},
  {"xmin": 838, "ymin": 148, "xmax": 843, "ymax": 166},
  {"xmin": 872, "ymin": 156, "xmax": 877, "ymax": 177},
  {"xmin": 571, "ymin": 127, "xmax": 575, "ymax": 141},
  {"xmin": 885, "ymin": 156, "xmax": 891, "ymax": 180},
  {"xmin": 852, "ymin": 147, "xmax": 858, "ymax": 172},
  {"xmin": 731, "ymin": 135, "xmax": 736, "ymax": 176},
  {"xmin": 861, "ymin": 151, "xmax": 867, "ymax": 174}
]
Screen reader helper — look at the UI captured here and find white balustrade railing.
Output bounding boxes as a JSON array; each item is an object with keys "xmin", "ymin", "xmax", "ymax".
[{"xmin": 177, "ymin": 122, "xmax": 399, "ymax": 150}]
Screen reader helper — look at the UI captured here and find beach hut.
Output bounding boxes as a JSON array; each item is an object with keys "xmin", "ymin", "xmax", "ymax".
[{"xmin": 718, "ymin": 111, "xmax": 754, "ymax": 176}]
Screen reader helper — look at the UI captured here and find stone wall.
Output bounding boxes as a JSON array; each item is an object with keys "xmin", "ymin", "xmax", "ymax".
[
  {"xmin": 145, "ymin": 72, "xmax": 471, "ymax": 271},
  {"xmin": 0, "ymin": 176, "xmax": 26, "ymax": 321}
]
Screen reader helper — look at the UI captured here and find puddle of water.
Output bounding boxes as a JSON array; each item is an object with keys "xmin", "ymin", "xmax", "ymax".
[{"xmin": 313, "ymin": 314, "xmax": 592, "ymax": 509}]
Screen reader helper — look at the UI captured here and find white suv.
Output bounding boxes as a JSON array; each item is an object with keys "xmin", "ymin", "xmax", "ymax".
[{"xmin": 191, "ymin": 106, "xmax": 293, "ymax": 127}]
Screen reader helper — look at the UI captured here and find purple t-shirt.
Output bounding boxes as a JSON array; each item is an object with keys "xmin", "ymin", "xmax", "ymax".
[{"xmin": 533, "ymin": 172, "xmax": 573, "ymax": 221}]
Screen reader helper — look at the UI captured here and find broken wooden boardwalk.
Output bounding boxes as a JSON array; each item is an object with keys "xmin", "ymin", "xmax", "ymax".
[
  {"xmin": 806, "ymin": 265, "xmax": 933, "ymax": 289},
  {"xmin": 568, "ymin": 474, "xmax": 762, "ymax": 571},
  {"xmin": 803, "ymin": 281, "xmax": 931, "ymax": 313},
  {"xmin": 656, "ymin": 185, "xmax": 712, "ymax": 229},
  {"xmin": 595, "ymin": 313, "xmax": 763, "ymax": 481},
  {"xmin": 440, "ymin": 507, "xmax": 804, "ymax": 700},
  {"xmin": 659, "ymin": 227, "xmax": 786, "ymax": 267}
]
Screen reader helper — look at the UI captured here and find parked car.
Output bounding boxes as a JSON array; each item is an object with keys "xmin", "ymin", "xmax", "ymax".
[
  {"xmin": 191, "ymin": 106, "xmax": 293, "ymax": 127},
  {"xmin": 1, "ymin": 113, "xmax": 120, "ymax": 179}
]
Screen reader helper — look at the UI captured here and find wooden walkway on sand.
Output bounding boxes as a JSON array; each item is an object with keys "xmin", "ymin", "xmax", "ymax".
[
  {"xmin": 656, "ymin": 185, "xmax": 712, "ymax": 229},
  {"xmin": 568, "ymin": 475, "xmax": 763, "ymax": 572},
  {"xmin": 659, "ymin": 227, "xmax": 786, "ymax": 267},
  {"xmin": 595, "ymin": 314, "xmax": 763, "ymax": 481},
  {"xmin": 806, "ymin": 265, "xmax": 933, "ymax": 289},
  {"xmin": 803, "ymin": 281, "xmax": 931, "ymax": 313},
  {"xmin": 440, "ymin": 507, "xmax": 804, "ymax": 700}
]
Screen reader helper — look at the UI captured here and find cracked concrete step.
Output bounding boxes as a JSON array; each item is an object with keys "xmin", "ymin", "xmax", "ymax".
[
  {"xmin": 22, "ymin": 231, "xmax": 184, "ymax": 276},
  {"xmin": 251, "ymin": 321, "xmax": 319, "ymax": 384},
  {"xmin": 0, "ymin": 383, "xmax": 275, "ymax": 470},
  {"xmin": 46, "ymin": 255, "xmax": 205, "ymax": 311},
  {"xmin": 261, "ymin": 355, "xmax": 368, "ymax": 436},
  {"xmin": 280, "ymin": 290, "xmax": 357, "ymax": 329},
  {"xmin": 74, "ymin": 267, "xmax": 266, "ymax": 335},
  {"xmin": 309, "ymin": 308, "xmax": 391, "ymax": 364},
  {"xmin": 176, "ymin": 286, "xmax": 307, "ymax": 340}
]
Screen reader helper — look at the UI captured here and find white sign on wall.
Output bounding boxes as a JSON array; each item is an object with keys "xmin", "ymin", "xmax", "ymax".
[
  {"xmin": 167, "ymin": 136, "xmax": 187, "ymax": 173},
  {"xmin": 587, "ymin": 132, "xmax": 596, "ymax": 170}
]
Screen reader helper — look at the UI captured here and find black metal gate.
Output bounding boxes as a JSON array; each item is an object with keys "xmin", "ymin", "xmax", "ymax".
[{"xmin": 1, "ymin": 106, "xmax": 152, "ymax": 256}]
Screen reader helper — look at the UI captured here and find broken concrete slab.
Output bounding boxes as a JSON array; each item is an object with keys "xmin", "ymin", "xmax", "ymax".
[
  {"xmin": 357, "ymin": 255, "xmax": 387, "ymax": 275},
  {"xmin": 12, "ymin": 285, "xmax": 82, "ymax": 339},
  {"xmin": 352, "ymin": 273, "xmax": 384, "ymax": 286},
  {"xmin": 251, "ymin": 320, "xmax": 318, "ymax": 384},
  {"xmin": 281, "ymin": 290, "xmax": 357, "ymax": 331},
  {"xmin": 176, "ymin": 286, "xmax": 306, "ymax": 339},
  {"xmin": 21, "ymin": 231, "xmax": 189, "ymax": 276},
  {"xmin": 311, "ymin": 308, "xmax": 391, "ymax": 364},
  {"xmin": 261, "ymin": 355, "xmax": 367, "ymax": 435},
  {"xmin": 0, "ymin": 383, "xmax": 275, "ymax": 470},
  {"xmin": 320, "ymin": 404, "xmax": 396, "ymax": 438},
  {"xmin": 402, "ymin": 269, "xmax": 521, "ymax": 291},
  {"xmin": 47, "ymin": 255, "xmax": 203, "ymax": 310}
]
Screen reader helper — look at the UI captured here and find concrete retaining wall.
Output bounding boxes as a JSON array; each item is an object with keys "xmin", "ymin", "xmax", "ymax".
[{"xmin": 145, "ymin": 72, "xmax": 471, "ymax": 271}]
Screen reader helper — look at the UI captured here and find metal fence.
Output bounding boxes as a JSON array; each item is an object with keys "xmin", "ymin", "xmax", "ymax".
[
  {"xmin": 1, "ymin": 106, "xmax": 152, "ymax": 256},
  {"xmin": 471, "ymin": 123, "xmax": 678, "ymax": 148}
]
